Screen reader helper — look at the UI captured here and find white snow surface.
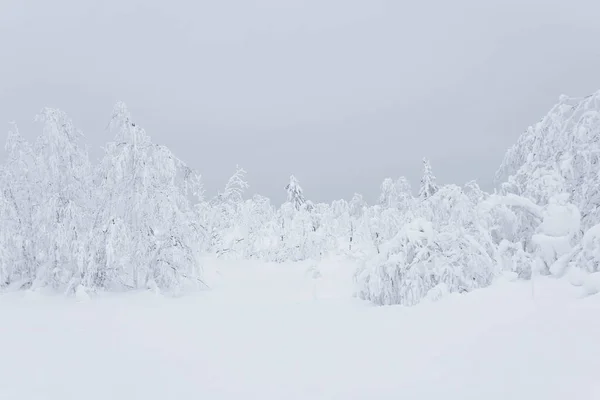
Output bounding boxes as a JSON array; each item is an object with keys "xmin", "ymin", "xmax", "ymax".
[{"xmin": 1, "ymin": 257, "xmax": 599, "ymax": 399}]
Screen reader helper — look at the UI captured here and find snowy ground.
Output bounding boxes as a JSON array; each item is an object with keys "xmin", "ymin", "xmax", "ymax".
[{"xmin": 0, "ymin": 258, "xmax": 599, "ymax": 399}]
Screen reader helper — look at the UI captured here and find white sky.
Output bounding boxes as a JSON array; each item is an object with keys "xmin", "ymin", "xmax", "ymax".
[{"xmin": 1, "ymin": 0, "xmax": 599, "ymax": 203}]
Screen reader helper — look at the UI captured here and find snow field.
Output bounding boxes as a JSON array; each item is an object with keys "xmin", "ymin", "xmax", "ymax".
[{"xmin": 0, "ymin": 257, "xmax": 599, "ymax": 399}]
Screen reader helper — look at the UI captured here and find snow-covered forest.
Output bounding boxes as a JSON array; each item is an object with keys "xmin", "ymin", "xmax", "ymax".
[{"xmin": 2, "ymin": 91, "xmax": 600, "ymax": 306}]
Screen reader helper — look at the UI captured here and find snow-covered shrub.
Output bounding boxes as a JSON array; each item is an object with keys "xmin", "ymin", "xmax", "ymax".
[
  {"xmin": 569, "ymin": 224, "xmax": 600, "ymax": 277},
  {"xmin": 495, "ymin": 240, "xmax": 533, "ymax": 279},
  {"xmin": 531, "ymin": 193, "xmax": 581, "ymax": 275},
  {"xmin": 356, "ymin": 185, "xmax": 495, "ymax": 306}
]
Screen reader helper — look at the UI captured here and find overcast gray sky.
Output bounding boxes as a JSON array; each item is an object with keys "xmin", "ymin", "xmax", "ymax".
[{"xmin": 1, "ymin": 0, "xmax": 599, "ymax": 203}]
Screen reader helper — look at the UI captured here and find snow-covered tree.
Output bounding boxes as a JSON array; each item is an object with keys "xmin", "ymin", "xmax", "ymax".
[
  {"xmin": 379, "ymin": 178, "xmax": 398, "ymax": 208},
  {"xmin": 496, "ymin": 91, "xmax": 600, "ymax": 232},
  {"xmin": 347, "ymin": 193, "xmax": 366, "ymax": 252},
  {"xmin": 205, "ymin": 166, "xmax": 249, "ymax": 257},
  {"xmin": 286, "ymin": 175, "xmax": 306, "ymax": 211},
  {"xmin": 219, "ymin": 166, "xmax": 249, "ymax": 205},
  {"xmin": 0, "ymin": 124, "xmax": 39, "ymax": 288},
  {"xmin": 239, "ymin": 194, "xmax": 277, "ymax": 259},
  {"xmin": 3, "ymin": 89, "xmax": 600, "ymax": 304},
  {"xmin": 34, "ymin": 109, "xmax": 92, "ymax": 291},
  {"xmin": 395, "ymin": 177, "xmax": 413, "ymax": 211},
  {"xmin": 85, "ymin": 102, "xmax": 204, "ymax": 292},
  {"xmin": 419, "ymin": 158, "xmax": 438, "ymax": 200},
  {"xmin": 0, "ymin": 110, "xmax": 93, "ymax": 292}
]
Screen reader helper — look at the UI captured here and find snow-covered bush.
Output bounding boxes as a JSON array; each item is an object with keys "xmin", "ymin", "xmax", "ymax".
[
  {"xmin": 356, "ymin": 185, "xmax": 495, "ymax": 306},
  {"xmin": 572, "ymin": 224, "xmax": 600, "ymax": 274}
]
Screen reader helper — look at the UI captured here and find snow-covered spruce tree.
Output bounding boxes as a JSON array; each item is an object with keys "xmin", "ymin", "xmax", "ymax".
[
  {"xmin": 85, "ymin": 102, "xmax": 204, "ymax": 292},
  {"xmin": 205, "ymin": 166, "xmax": 249, "ymax": 258},
  {"xmin": 419, "ymin": 158, "xmax": 438, "ymax": 201},
  {"xmin": 269, "ymin": 190, "xmax": 338, "ymax": 262},
  {"xmin": 286, "ymin": 175, "xmax": 306, "ymax": 211},
  {"xmin": 270, "ymin": 175, "xmax": 324, "ymax": 262}
]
